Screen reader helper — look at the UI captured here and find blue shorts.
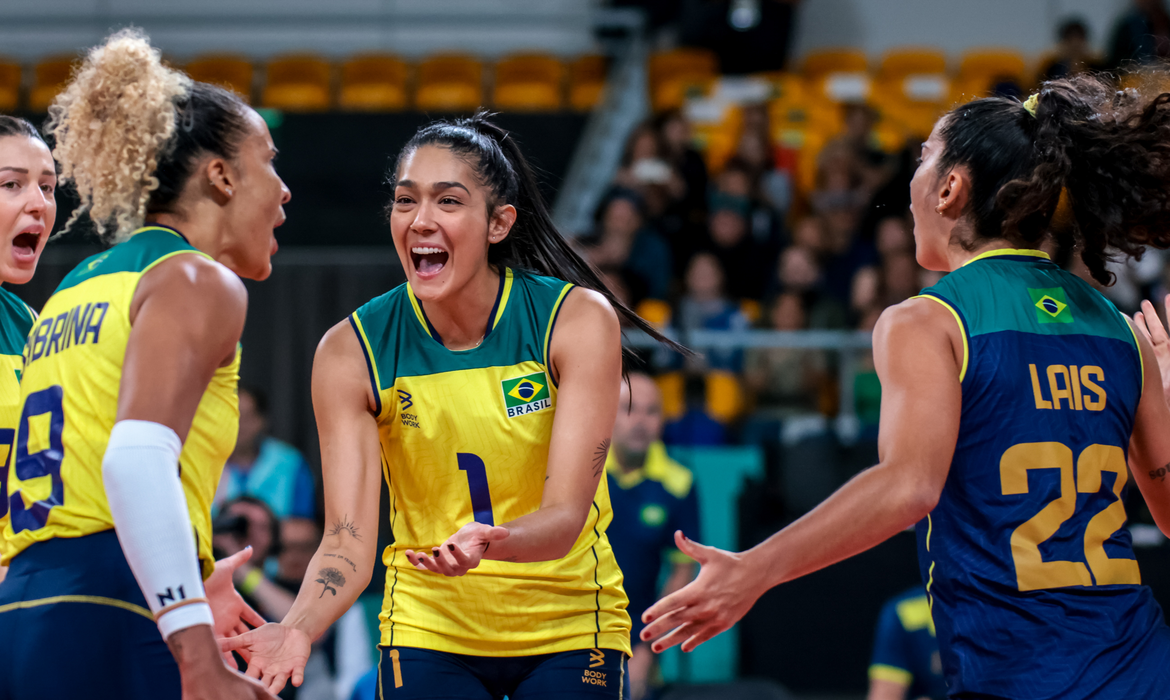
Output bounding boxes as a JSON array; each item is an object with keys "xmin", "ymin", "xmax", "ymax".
[
  {"xmin": 376, "ymin": 646, "xmax": 629, "ymax": 699},
  {"xmin": 0, "ymin": 530, "xmax": 179, "ymax": 700}
]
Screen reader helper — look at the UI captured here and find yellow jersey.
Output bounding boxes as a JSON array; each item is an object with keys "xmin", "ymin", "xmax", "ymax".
[
  {"xmin": 0, "ymin": 226, "xmax": 239, "ymax": 578},
  {"xmin": 351, "ymin": 267, "xmax": 631, "ymax": 656},
  {"xmin": 0, "ymin": 288, "xmax": 37, "ymax": 562}
]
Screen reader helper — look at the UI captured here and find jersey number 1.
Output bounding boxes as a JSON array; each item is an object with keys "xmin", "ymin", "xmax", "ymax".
[
  {"xmin": 1001, "ymin": 441, "xmax": 1140, "ymax": 591},
  {"xmin": 457, "ymin": 453, "xmax": 494, "ymax": 526}
]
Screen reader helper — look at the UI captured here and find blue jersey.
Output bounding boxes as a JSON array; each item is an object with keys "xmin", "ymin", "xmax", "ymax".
[
  {"xmin": 917, "ymin": 248, "xmax": 1170, "ymax": 699},
  {"xmin": 868, "ymin": 587, "xmax": 946, "ymax": 700}
]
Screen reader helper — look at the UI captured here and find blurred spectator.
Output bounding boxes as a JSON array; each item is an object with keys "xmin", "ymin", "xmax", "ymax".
[
  {"xmin": 213, "ymin": 496, "xmax": 295, "ymax": 621},
  {"xmin": 677, "ymin": 252, "xmax": 750, "ymax": 370},
  {"xmin": 867, "ymin": 587, "xmax": 946, "ymax": 700},
  {"xmin": 663, "ymin": 373, "xmax": 729, "ymax": 446},
  {"xmin": 1109, "ymin": 0, "xmax": 1170, "ymax": 69},
  {"xmin": 598, "ymin": 266, "xmax": 648, "ymax": 326},
  {"xmin": 881, "ymin": 251, "xmax": 923, "ymax": 307},
  {"xmin": 606, "ymin": 372, "xmax": 701, "ymax": 699},
  {"xmin": 717, "ymin": 157, "xmax": 786, "ymax": 253},
  {"xmin": 584, "ymin": 189, "xmax": 673, "ymax": 299},
  {"xmin": 773, "ymin": 241, "xmax": 848, "ymax": 328},
  {"xmin": 215, "ymin": 386, "xmax": 316, "ymax": 520},
  {"xmin": 737, "ymin": 104, "xmax": 793, "ymax": 213},
  {"xmin": 655, "ymin": 109, "xmax": 709, "ymax": 214},
  {"xmin": 742, "ymin": 293, "xmax": 829, "ymax": 435},
  {"xmin": 705, "ymin": 196, "xmax": 772, "ymax": 300},
  {"xmin": 829, "ymin": 103, "xmax": 891, "ymax": 191},
  {"xmin": 1041, "ymin": 18, "xmax": 1103, "ymax": 80}
]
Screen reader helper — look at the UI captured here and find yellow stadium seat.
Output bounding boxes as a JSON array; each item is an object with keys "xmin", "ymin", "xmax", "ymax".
[
  {"xmin": 957, "ymin": 49, "xmax": 1027, "ymax": 84},
  {"xmin": 759, "ymin": 71, "xmax": 806, "ymax": 103},
  {"xmin": 739, "ymin": 299, "xmax": 761, "ymax": 324},
  {"xmin": 416, "ymin": 54, "xmax": 483, "ymax": 112},
  {"xmin": 635, "ymin": 298, "xmax": 672, "ymax": 328},
  {"xmin": 339, "ymin": 54, "xmax": 409, "ymax": 111},
  {"xmin": 877, "ymin": 48, "xmax": 947, "ymax": 79},
  {"xmin": 649, "ymin": 48, "xmax": 717, "ymax": 87},
  {"xmin": 29, "ymin": 56, "xmax": 75, "ymax": 112},
  {"xmin": 0, "ymin": 59, "xmax": 20, "ymax": 112},
  {"xmin": 652, "ymin": 75, "xmax": 714, "ymax": 112},
  {"xmin": 654, "ymin": 371, "xmax": 685, "ymax": 422},
  {"xmin": 801, "ymin": 48, "xmax": 868, "ymax": 78},
  {"xmin": 569, "ymin": 54, "xmax": 607, "ymax": 111},
  {"xmin": 262, "ymin": 54, "xmax": 331, "ymax": 112},
  {"xmin": 185, "ymin": 55, "xmax": 254, "ymax": 103},
  {"xmin": 493, "ymin": 54, "xmax": 564, "ymax": 111},
  {"xmin": 871, "ymin": 71, "xmax": 950, "ymax": 139},
  {"xmin": 705, "ymin": 370, "xmax": 744, "ymax": 423}
]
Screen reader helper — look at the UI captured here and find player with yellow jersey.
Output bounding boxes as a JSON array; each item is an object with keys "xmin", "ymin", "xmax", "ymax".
[
  {"xmin": 0, "ymin": 31, "xmax": 289, "ymax": 700},
  {"xmin": 0, "ymin": 115, "xmax": 55, "ymax": 582},
  {"xmin": 225, "ymin": 114, "xmax": 681, "ymax": 699}
]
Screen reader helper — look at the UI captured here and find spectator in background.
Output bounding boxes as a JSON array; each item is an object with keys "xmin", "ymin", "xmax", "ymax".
[
  {"xmin": 881, "ymin": 251, "xmax": 922, "ymax": 307},
  {"xmin": 663, "ymin": 373, "xmax": 729, "ymax": 446},
  {"xmin": 705, "ymin": 195, "xmax": 772, "ymax": 299},
  {"xmin": 212, "ymin": 496, "xmax": 294, "ymax": 622},
  {"xmin": 585, "ymin": 189, "xmax": 674, "ymax": 300},
  {"xmin": 736, "ymin": 104, "xmax": 792, "ymax": 213},
  {"xmin": 716, "ymin": 157, "xmax": 785, "ymax": 253},
  {"xmin": 1109, "ymin": 0, "xmax": 1170, "ymax": 69},
  {"xmin": 215, "ymin": 385, "xmax": 316, "ymax": 520},
  {"xmin": 606, "ymin": 372, "xmax": 701, "ymax": 699},
  {"xmin": 742, "ymin": 292, "xmax": 829, "ymax": 446},
  {"xmin": 829, "ymin": 103, "xmax": 891, "ymax": 191},
  {"xmin": 656, "ymin": 108, "xmax": 709, "ymax": 216},
  {"xmin": 677, "ymin": 252, "xmax": 750, "ymax": 370},
  {"xmin": 1041, "ymin": 18, "xmax": 1103, "ymax": 80},
  {"xmin": 867, "ymin": 587, "xmax": 947, "ymax": 700},
  {"xmin": 773, "ymin": 239, "xmax": 848, "ymax": 328}
]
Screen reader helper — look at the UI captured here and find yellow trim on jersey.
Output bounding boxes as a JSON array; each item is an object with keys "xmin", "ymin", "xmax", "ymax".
[
  {"xmin": 351, "ymin": 313, "xmax": 385, "ymax": 412},
  {"xmin": 1125, "ymin": 317, "xmax": 1145, "ymax": 398},
  {"xmin": 140, "ymin": 249, "xmax": 212, "ymax": 277},
  {"xmin": 0, "ymin": 594, "xmax": 153, "ymax": 621},
  {"xmin": 962, "ymin": 247, "xmax": 1051, "ymax": 266},
  {"xmin": 869, "ymin": 663, "xmax": 913, "ymax": 685},
  {"xmin": 542, "ymin": 283, "xmax": 573, "ymax": 370},
  {"xmin": 404, "ymin": 284, "xmax": 430, "ymax": 337},
  {"xmin": 19, "ymin": 301, "xmax": 36, "ymax": 323},
  {"xmin": 913, "ymin": 295, "xmax": 969, "ymax": 382},
  {"xmin": 493, "ymin": 268, "xmax": 514, "ymax": 329}
]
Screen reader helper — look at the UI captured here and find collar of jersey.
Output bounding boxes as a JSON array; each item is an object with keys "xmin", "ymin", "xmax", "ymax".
[
  {"xmin": 962, "ymin": 247, "xmax": 1051, "ymax": 267},
  {"xmin": 134, "ymin": 224, "xmax": 191, "ymax": 244},
  {"xmin": 405, "ymin": 267, "xmax": 513, "ymax": 350},
  {"xmin": 605, "ymin": 441, "xmax": 671, "ymax": 489}
]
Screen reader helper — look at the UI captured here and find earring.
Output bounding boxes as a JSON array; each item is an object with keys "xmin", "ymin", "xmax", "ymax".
[
  {"xmin": 226, "ymin": 188, "xmax": 233, "ymax": 196},
  {"xmin": 935, "ymin": 203, "xmax": 944, "ymax": 213}
]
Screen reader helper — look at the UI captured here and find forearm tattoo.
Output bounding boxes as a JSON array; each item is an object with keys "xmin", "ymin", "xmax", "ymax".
[
  {"xmin": 1150, "ymin": 464, "xmax": 1169, "ymax": 482},
  {"xmin": 328, "ymin": 516, "xmax": 362, "ymax": 540},
  {"xmin": 323, "ymin": 552, "xmax": 358, "ymax": 572},
  {"xmin": 592, "ymin": 438, "xmax": 610, "ymax": 478},
  {"xmin": 315, "ymin": 567, "xmax": 346, "ymax": 598}
]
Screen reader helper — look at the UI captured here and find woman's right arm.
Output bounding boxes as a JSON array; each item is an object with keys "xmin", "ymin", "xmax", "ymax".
[
  {"xmin": 220, "ymin": 319, "xmax": 383, "ymax": 693},
  {"xmin": 1125, "ymin": 302, "xmax": 1170, "ymax": 533}
]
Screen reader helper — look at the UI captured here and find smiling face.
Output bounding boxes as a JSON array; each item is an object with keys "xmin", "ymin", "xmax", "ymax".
[
  {"xmin": 0, "ymin": 135, "xmax": 56, "ymax": 285},
  {"xmin": 390, "ymin": 144, "xmax": 515, "ymax": 301},
  {"xmin": 215, "ymin": 109, "xmax": 290, "ymax": 281}
]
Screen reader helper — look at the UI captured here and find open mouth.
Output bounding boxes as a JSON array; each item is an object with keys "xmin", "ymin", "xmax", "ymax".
[
  {"xmin": 12, "ymin": 231, "xmax": 39, "ymax": 256},
  {"xmin": 411, "ymin": 246, "xmax": 449, "ymax": 277}
]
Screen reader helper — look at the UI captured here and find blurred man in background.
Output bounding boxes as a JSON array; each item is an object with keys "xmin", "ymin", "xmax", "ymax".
[
  {"xmin": 866, "ymin": 587, "xmax": 946, "ymax": 700},
  {"xmin": 607, "ymin": 372, "xmax": 702, "ymax": 699}
]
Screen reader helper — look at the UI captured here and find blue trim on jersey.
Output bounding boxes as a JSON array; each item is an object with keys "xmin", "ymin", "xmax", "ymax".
[{"xmin": 349, "ymin": 314, "xmax": 383, "ymax": 417}]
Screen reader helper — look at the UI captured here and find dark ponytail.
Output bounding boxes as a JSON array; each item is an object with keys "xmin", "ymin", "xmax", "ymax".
[
  {"xmin": 388, "ymin": 111, "xmax": 687, "ymax": 359},
  {"xmin": 0, "ymin": 116, "xmax": 45, "ymax": 144},
  {"xmin": 938, "ymin": 73, "xmax": 1170, "ymax": 284}
]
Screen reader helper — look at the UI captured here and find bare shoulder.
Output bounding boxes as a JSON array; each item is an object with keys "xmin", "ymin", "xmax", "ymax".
[
  {"xmin": 549, "ymin": 287, "xmax": 621, "ymax": 384},
  {"xmin": 555, "ymin": 287, "xmax": 620, "ymax": 334},
  {"xmin": 312, "ymin": 316, "xmax": 377, "ymax": 415},
  {"xmin": 874, "ymin": 296, "xmax": 964, "ymax": 377},
  {"xmin": 134, "ymin": 252, "xmax": 247, "ymax": 317},
  {"xmin": 315, "ymin": 317, "xmax": 365, "ymax": 364}
]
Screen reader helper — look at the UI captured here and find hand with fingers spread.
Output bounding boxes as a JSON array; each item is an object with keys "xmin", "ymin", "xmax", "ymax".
[
  {"xmin": 205, "ymin": 546, "xmax": 267, "ymax": 661},
  {"xmin": 404, "ymin": 521, "xmax": 510, "ymax": 577},
  {"xmin": 1134, "ymin": 295, "xmax": 1170, "ymax": 402},
  {"xmin": 167, "ymin": 625, "xmax": 280, "ymax": 700},
  {"xmin": 638, "ymin": 531, "xmax": 767, "ymax": 654},
  {"xmin": 218, "ymin": 622, "xmax": 312, "ymax": 695}
]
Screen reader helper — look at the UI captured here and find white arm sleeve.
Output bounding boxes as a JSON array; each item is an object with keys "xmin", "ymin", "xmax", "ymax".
[{"xmin": 102, "ymin": 419, "xmax": 213, "ymax": 639}]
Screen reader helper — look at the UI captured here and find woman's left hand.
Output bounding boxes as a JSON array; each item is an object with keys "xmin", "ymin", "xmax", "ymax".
[
  {"xmin": 404, "ymin": 522, "xmax": 510, "ymax": 577},
  {"xmin": 1135, "ymin": 296, "xmax": 1170, "ymax": 404},
  {"xmin": 206, "ymin": 546, "xmax": 268, "ymax": 657}
]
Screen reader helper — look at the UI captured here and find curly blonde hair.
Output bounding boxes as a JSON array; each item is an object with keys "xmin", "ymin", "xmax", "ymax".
[{"xmin": 47, "ymin": 28, "xmax": 190, "ymax": 241}]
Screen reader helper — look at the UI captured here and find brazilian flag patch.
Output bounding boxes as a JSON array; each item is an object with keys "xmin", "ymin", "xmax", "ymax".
[
  {"xmin": 501, "ymin": 372, "xmax": 552, "ymax": 418},
  {"xmin": 1028, "ymin": 287, "xmax": 1073, "ymax": 324}
]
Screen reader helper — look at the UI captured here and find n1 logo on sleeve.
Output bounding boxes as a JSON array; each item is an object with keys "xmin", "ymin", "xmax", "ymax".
[{"xmin": 501, "ymin": 372, "xmax": 552, "ymax": 418}]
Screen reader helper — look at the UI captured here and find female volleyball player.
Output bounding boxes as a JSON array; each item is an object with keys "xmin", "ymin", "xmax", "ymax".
[
  {"xmin": 0, "ymin": 30, "xmax": 288, "ymax": 700},
  {"xmin": 223, "ymin": 113, "xmax": 677, "ymax": 697},
  {"xmin": 0, "ymin": 116, "xmax": 56, "ymax": 585},
  {"xmin": 641, "ymin": 76, "xmax": 1170, "ymax": 698}
]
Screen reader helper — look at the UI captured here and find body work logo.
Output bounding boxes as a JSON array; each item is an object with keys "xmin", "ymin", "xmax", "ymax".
[{"xmin": 501, "ymin": 372, "xmax": 552, "ymax": 418}]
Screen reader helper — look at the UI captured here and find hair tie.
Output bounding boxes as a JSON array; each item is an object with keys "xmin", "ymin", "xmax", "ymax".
[{"xmin": 1022, "ymin": 93, "xmax": 1040, "ymax": 117}]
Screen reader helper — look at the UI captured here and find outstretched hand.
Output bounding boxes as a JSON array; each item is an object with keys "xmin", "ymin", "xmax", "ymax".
[
  {"xmin": 639, "ymin": 531, "xmax": 766, "ymax": 654},
  {"xmin": 218, "ymin": 623, "xmax": 312, "ymax": 695},
  {"xmin": 205, "ymin": 546, "xmax": 267, "ymax": 660},
  {"xmin": 1134, "ymin": 295, "xmax": 1170, "ymax": 402},
  {"xmin": 404, "ymin": 521, "xmax": 510, "ymax": 576}
]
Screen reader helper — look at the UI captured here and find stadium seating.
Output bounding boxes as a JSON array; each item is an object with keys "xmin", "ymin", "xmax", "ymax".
[
  {"xmin": 877, "ymin": 48, "xmax": 947, "ymax": 79},
  {"xmin": 29, "ymin": 56, "xmax": 74, "ymax": 112},
  {"xmin": 568, "ymin": 55, "xmax": 608, "ymax": 110},
  {"xmin": 262, "ymin": 54, "xmax": 332, "ymax": 112},
  {"xmin": 0, "ymin": 59, "xmax": 20, "ymax": 112},
  {"xmin": 416, "ymin": 54, "xmax": 483, "ymax": 112},
  {"xmin": 185, "ymin": 54, "xmax": 254, "ymax": 103},
  {"xmin": 493, "ymin": 54, "xmax": 564, "ymax": 112},
  {"xmin": 706, "ymin": 370, "xmax": 745, "ymax": 423},
  {"xmin": 800, "ymin": 48, "xmax": 868, "ymax": 79},
  {"xmin": 338, "ymin": 54, "xmax": 410, "ymax": 111},
  {"xmin": 650, "ymin": 48, "xmax": 718, "ymax": 112}
]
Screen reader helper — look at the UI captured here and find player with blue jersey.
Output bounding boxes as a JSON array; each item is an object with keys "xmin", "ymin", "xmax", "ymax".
[
  {"xmin": 641, "ymin": 76, "xmax": 1170, "ymax": 699},
  {"xmin": 224, "ymin": 113, "xmax": 682, "ymax": 698}
]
